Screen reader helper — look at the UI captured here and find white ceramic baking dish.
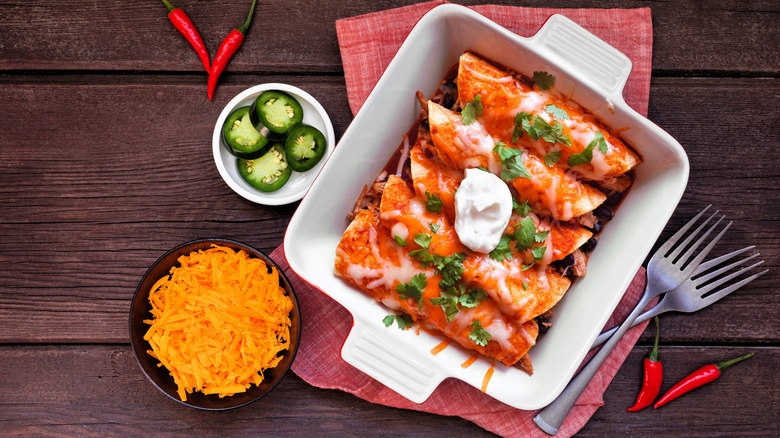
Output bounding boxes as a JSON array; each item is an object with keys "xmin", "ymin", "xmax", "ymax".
[{"xmin": 284, "ymin": 4, "xmax": 688, "ymax": 410}]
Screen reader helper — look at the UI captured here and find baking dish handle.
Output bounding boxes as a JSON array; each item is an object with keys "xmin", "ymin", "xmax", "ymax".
[
  {"xmin": 528, "ymin": 14, "xmax": 633, "ymax": 99},
  {"xmin": 341, "ymin": 318, "xmax": 444, "ymax": 404}
]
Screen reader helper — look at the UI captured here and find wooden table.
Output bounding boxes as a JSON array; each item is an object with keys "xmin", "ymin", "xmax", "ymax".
[{"xmin": 1, "ymin": 1, "xmax": 777, "ymax": 436}]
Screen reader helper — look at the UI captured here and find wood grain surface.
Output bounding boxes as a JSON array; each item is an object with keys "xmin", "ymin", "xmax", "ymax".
[{"xmin": 0, "ymin": 0, "xmax": 778, "ymax": 436}]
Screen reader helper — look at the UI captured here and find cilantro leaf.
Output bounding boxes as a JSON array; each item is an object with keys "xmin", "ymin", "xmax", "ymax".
[
  {"xmin": 489, "ymin": 234, "xmax": 514, "ymax": 262},
  {"xmin": 396, "ymin": 314, "xmax": 413, "ymax": 329},
  {"xmin": 383, "ymin": 314, "xmax": 413, "ymax": 330},
  {"xmin": 542, "ymin": 150, "xmax": 561, "ymax": 167},
  {"xmin": 522, "ymin": 245, "xmax": 548, "ymax": 271},
  {"xmin": 513, "ymin": 217, "xmax": 538, "ymax": 252},
  {"xmin": 393, "ymin": 235, "xmax": 407, "ymax": 247},
  {"xmin": 522, "ymin": 282, "xmax": 529, "ymax": 290},
  {"xmin": 493, "ymin": 142, "xmax": 519, "ymax": 160},
  {"xmin": 459, "ymin": 288, "xmax": 487, "ymax": 308},
  {"xmin": 493, "ymin": 143, "xmax": 532, "ymax": 182},
  {"xmin": 534, "ymin": 230, "xmax": 550, "ymax": 244},
  {"xmin": 513, "ymin": 199, "xmax": 532, "ymax": 217},
  {"xmin": 413, "ymin": 232, "xmax": 432, "ymax": 248},
  {"xmin": 532, "ymin": 245, "xmax": 547, "ymax": 261},
  {"xmin": 436, "ymin": 252, "xmax": 466, "ymax": 291},
  {"xmin": 568, "ymin": 132, "xmax": 607, "ymax": 167},
  {"xmin": 461, "ymin": 95, "xmax": 483, "ymax": 125},
  {"xmin": 425, "ymin": 191, "xmax": 443, "ymax": 213},
  {"xmin": 512, "ymin": 112, "xmax": 532, "ymax": 142},
  {"xmin": 429, "ymin": 291, "xmax": 459, "ymax": 322},
  {"xmin": 395, "ymin": 273, "xmax": 427, "ymax": 310},
  {"xmin": 429, "ymin": 223, "xmax": 440, "ymax": 234},
  {"xmin": 469, "ymin": 320, "xmax": 491, "ymax": 346},
  {"xmin": 546, "ymin": 104, "xmax": 570, "ymax": 120},
  {"xmin": 593, "ymin": 131, "xmax": 608, "ymax": 154},
  {"xmin": 567, "ymin": 141, "xmax": 595, "ymax": 167},
  {"xmin": 532, "ymin": 71, "xmax": 555, "ymax": 91},
  {"xmin": 524, "ymin": 116, "xmax": 571, "ymax": 146}
]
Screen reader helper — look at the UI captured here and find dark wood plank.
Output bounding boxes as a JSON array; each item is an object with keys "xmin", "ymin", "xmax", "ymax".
[
  {"xmin": 0, "ymin": 1, "xmax": 777, "ymax": 74},
  {"xmin": 0, "ymin": 345, "xmax": 775, "ymax": 436},
  {"xmin": 0, "ymin": 76, "xmax": 778, "ymax": 343}
]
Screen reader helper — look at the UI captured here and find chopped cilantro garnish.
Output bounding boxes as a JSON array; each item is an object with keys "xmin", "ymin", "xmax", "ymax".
[
  {"xmin": 459, "ymin": 287, "xmax": 487, "ymax": 308},
  {"xmin": 522, "ymin": 246, "xmax": 548, "ymax": 271},
  {"xmin": 425, "ymin": 191, "xmax": 443, "ymax": 213},
  {"xmin": 461, "ymin": 95, "xmax": 483, "ymax": 125},
  {"xmin": 593, "ymin": 131, "xmax": 608, "ymax": 154},
  {"xmin": 513, "ymin": 217, "xmax": 538, "ymax": 252},
  {"xmin": 393, "ymin": 235, "xmax": 407, "ymax": 246},
  {"xmin": 469, "ymin": 320, "xmax": 491, "ymax": 346},
  {"xmin": 429, "ymin": 285, "xmax": 486, "ymax": 323},
  {"xmin": 526, "ymin": 116, "xmax": 572, "ymax": 147},
  {"xmin": 413, "ymin": 232, "xmax": 432, "ymax": 248},
  {"xmin": 435, "ymin": 252, "xmax": 466, "ymax": 291},
  {"xmin": 489, "ymin": 234, "xmax": 514, "ymax": 262},
  {"xmin": 512, "ymin": 112, "xmax": 532, "ymax": 142},
  {"xmin": 493, "ymin": 143, "xmax": 532, "ymax": 182},
  {"xmin": 542, "ymin": 150, "xmax": 561, "ymax": 167},
  {"xmin": 545, "ymin": 104, "xmax": 570, "ymax": 120},
  {"xmin": 429, "ymin": 291, "xmax": 459, "ymax": 322},
  {"xmin": 534, "ymin": 229, "xmax": 550, "ymax": 243},
  {"xmin": 395, "ymin": 273, "xmax": 427, "ymax": 310},
  {"xmin": 383, "ymin": 314, "xmax": 413, "ymax": 330},
  {"xmin": 522, "ymin": 282, "xmax": 529, "ymax": 290},
  {"xmin": 532, "ymin": 245, "xmax": 547, "ymax": 260},
  {"xmin": 532, "ymin": 71, "xmax": 555, "ymax": 91},
  {"xmin": 429, "ymin": 223, "xmax": 440, "ymax": 234},
  {"xmin": 568, "ymin": 132, "xmax": 607, "ymax": 167},
  {"xmin": 513, "ymin": 199, "xmax": 532, "ymax": 217}
]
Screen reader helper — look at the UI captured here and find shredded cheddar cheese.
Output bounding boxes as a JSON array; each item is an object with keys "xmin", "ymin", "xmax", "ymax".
[{"xmin": 143, "ymin": 245, "xmax": 293, "ymax": 401}]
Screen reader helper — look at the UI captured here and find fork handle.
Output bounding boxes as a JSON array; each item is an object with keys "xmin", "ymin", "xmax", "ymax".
[
  {"xmin": 591, "ymin": 303, "xmax": 662, "ymax": 348},
  {"xmin": 534, "ymin": 293, "xmax": 655, "ymax": 436}
]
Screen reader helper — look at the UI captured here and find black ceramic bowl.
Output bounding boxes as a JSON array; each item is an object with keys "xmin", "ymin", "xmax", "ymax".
[{"xmin": 129, "ymin": 239, "xmax": 300, "ymax": 410}]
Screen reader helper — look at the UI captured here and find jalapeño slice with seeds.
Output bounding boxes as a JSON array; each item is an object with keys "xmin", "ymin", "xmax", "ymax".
[
  {"xmin": 249, "ymin": 90, "xmax": 304, "ymax": 135},
  {"xmin": 221, "ymin": 106, "xmax": 273, "ymax": 159},
  {"xmin": 237, "ymin": 143, "xmax": 292, "ymax": 192},
  {"xmin": 284, "ymin": 124, "xmax": 327, "ymax": 172}
]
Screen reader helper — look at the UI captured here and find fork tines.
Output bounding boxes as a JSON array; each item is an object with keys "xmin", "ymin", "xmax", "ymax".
[{"xmin": 691, "ymin": 246, "xmax": 768, "ymax": 303}]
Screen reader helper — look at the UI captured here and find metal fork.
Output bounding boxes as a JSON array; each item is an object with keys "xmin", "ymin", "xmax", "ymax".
[
  {"xmin": 591, "ymin": 246, "xmax": 768, "ymax": 348},
  {"xmin": 534, "ymin": 206, "xmax": 729, "ymax": 436}
]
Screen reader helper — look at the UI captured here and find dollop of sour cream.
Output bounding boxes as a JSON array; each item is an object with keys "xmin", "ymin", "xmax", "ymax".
[{"xmin": 454, "ymin": 168, "xmax": 512, "ymax": 253}]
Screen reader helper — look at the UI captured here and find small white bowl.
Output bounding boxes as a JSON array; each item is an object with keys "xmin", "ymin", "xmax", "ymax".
[{"xmin": 212, "ymin": 83, "xmax": 336, "ymax": 205}]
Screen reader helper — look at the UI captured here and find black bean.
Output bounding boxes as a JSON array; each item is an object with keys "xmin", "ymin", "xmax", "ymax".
[
  {"xmin": 421, "ymin": 118, "xmax": 429, "ymax": 131},
  {"xmin": 580, "ymin": 237, "xmax": 598, "ymax": 252},
  {"xmin": 588, "ymin": 221, "xmax": 603, "ymax": 234},
  {"xmin": 559, "ymin": 253, "xmax": 575, "ymax": 267},
  {"xmin": 606, "ymin": 192, "xmax": 623, "ymax": 207},
  {"xmin": 441, "ymin": 93, "xmax": 456, "ymax": 110},
  {"xmin": 594, "ymin": 205, "xmax": 613, "ymax": 221}
]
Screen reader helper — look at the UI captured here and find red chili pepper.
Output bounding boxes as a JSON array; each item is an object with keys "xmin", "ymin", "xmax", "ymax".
[
  {"xmin": 162, "ymin": 0, "xmax": 210, "ymax": 72},
  {"xmin": 653, "ymin": 352, "xmax": 754, "ymax": 409},
  {"xmin": 207, "ymin": 0, "xmax": 257, "ymax": 100},
  {"xmin": 627, "ymin": 316, "xmax": 662, "ymax": 411}
]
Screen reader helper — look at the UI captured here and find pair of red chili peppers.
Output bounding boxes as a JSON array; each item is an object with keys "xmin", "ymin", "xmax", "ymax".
[
  {"xmin": 627, "ymin": 316, "xmax": 754, "ymax": 411},
  {"xmin": 162, "ymin": 0, "xmax": 257, "ymax": 100}
]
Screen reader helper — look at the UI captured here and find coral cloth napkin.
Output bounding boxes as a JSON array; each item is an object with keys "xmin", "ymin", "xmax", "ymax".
[{"xmin": 269, "ymin": 2, "xmax": 654, "ymax": 437}]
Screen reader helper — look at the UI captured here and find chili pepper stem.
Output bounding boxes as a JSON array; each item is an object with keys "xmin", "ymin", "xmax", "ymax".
[
  {"xmin": 161, "ymin": 0, "xmax": 175, "ymax": 13},
  {"xmin": 715, "ymin": 353, "xmax": 753, "ymax": 371},
  {"xmin": 238, "ymin": 0, "xmax": 257, "ymax": 34},
  {"xmin": 648, "ymin": 315, "xmax": 660, "ymax": 362}
]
